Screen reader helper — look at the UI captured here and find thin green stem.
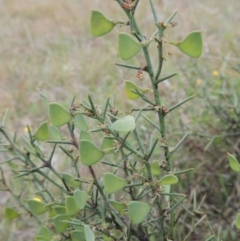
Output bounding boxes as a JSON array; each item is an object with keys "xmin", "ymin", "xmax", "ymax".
[
  {"xmin": 166, "ymin": 196, "xmax": 186, "ymax": 214},
  {"xmin": 124, "ymin": 182, "xmax": 143, "ymax": 188},
  {"xmin": 1, "ymin": 109, "xmax": 9, "ymax": 126},
  {"xmin": 174, "ymin": 168, "xmax": 194, "ymax": 175},
  {"xmin": 115, "ymin": 63, "xmax": 144, "ymax": 71},
  {"xmin": 149, "ymin": 0, "xmax": 165, "ymax": 80},
  {"xmin": 141, "ymin": 114, "xmax": 160, "ymax": 131},
  {"xmin": 149, "ymin": 0, "xmax": 158, "ymax": 22},
  {"xmin": 46, "ymin": 140, "xmax": 74, "ymax": 145},
  {"xmin": 133, "ymin": 129, "xmax": 146, "ymax": 155},
  {"xmin": 146, "ymin": 138, "xmax": 159, "ymax": 160},
  {"xmin": 132, "ymin": 89, "xmax": 155, "ymax": 105},
  {"xmin": 164, "ymin": 10, "xmax": 178, "ymax": 25},
  {"xmin": 155, "ymin": 73, "xmax": 178, "ymax": 85},
  {"xmin": 103, "ymin": 97, "xmax": 110, "ymax": 120},
  {"xmin": 167, "ymin": 95, "xmax": 195, "ymax": 114},
  {"xmin": 170, "ymin": 132, "xmax": 190, "ymax": 157},
  {"xmin": 132, "ymin": 107, "xmax": 155, "ymax": 112},
  {"xmin": 132, "ymin": 0, "xmax": 140, "ymax": 14}
]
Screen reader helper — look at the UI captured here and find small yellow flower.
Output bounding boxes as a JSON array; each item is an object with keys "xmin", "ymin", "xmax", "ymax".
[
  {"xmin": 33, "ymin": 197, "xmax": 42, "ymax": 203},
  {"xmin": 196, "ymin": 79, "xmax": 202, "ymax": 85},
  {"xmin": 24, "ymin": 126, "xmax": 32, "ymax": 133},
  {"xmin": 212, "ymin": 70, "xmax": 220, "ymax": 77}
]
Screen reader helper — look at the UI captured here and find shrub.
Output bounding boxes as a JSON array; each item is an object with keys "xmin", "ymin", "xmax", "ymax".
[{"xmin": 0, "ymin": 1, "xmax": 223, "ymax": 241}]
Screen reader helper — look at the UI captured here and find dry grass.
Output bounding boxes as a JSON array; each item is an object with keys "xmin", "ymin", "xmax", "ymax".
[{"xmin": 0, "ymin": 0, "xmax": 240, "ymax": 240}]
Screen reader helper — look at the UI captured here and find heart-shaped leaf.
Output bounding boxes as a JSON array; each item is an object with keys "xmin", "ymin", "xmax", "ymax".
[
  {"xmin": 74, "ymin": 190, "xmax": 89, "ymax": 210},
  {"xmin": 158, "ymin": 174, "xmax": 178, "ymax": 185},
  {"xmin": 65, "ymin": 196, "xmax": 79, "ymax": 216},
  {"xmin": 71, "ymin": 231, "xmax": 86, "ymax": 241},
  {"xmin": 171, "ymin": 30, "xmax": 203, "ymax": 58},
  {"xmin": 54, "ymin": 214, "xmax": 70, "ymax": 233},
  {"xmin": 50, "ymin": 125, "xmax": 62, "ymax": 140},
  {"xmin": 128, "ymin": 201, "xmax": 150, "ymax": 224},
  {"xmin": 111, "ymin": 115, "xmax": 135, "ymax": 133},
  {"xmin": 39, "ymin": 226, "xmax": 53, "ymax": 240},
  {"xmin": 102, "ymin": 234, "xmax": 114, "ymax": 241},
  {"xmin": 79, "ymin": 140, "xmax": 104, "ymax": 166},
  {"xmin": 104, "ymin": 173, "xmax": 126, "ymax": 193},
  {"xmin": 74, "ymin": 113, "xmax": 88, "ymax": 131},
  {"xmin": 35, "ymin": 236, "xmax": 48, "ymax": 241},
  {"xmin": 51, "ymin": 205, "xmax": 66, "ymax": 216},
  {"xmin": 125, "ymin": 81, "xmax": 150, "ymax": 100},
  {"xmin": 91, "ymin": 10, "xmax": 114, "ymax": 37},
  {"xmin": 150, "ymin": 162, "xmax": 161, "ymax": 176},
  {"xmin": 236, "ymin": 213, "xmax": 240, "ymax": 229},
  {"xmin": 109, "ymin": 200, "xmax": 127, "ymax": 214},
  {"xmin": 33, "ymin": 121, "xmax": 50, "ymax": 141},
  {"xmin": 80, "ymin": 130, "xmax": 92, "ymax": 142},
  {"xmin": 73, "ymin": 225, "xmax": 84, "ymax": 232},
  {"xmin": 100, "ymin": 137, "xmax": 115, "ymax": 154},
  {"xmin": 28, "ymin": 199, "xmax": 48, "ymax": 215},
  {"xmin": 118, "ymin": 32, "xmax": 141, "ymax": 60},
  {"xmin": 227, "ymin": 153, "xmax": 240, "ymax": 172},
  {"xmin": 61, "ymin": 173, "xmax": 81, "ymax": 188},
  {"xmin": 49, "ymin": 102, "xmax": 72, "ymax": 127},
  {"xmin": 5, "ymin": 207, "xmax": 20, "ymax": 220},
  {"xmin": 84, "ymin": 225, "xmax": 95, "ymax": 241}
]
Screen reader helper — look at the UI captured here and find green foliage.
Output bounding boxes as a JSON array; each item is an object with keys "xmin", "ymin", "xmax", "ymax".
[
  {"xmin": 1, "ymin": 1, "xmax": 225, "ymax": 241},
  {"xmin": 54, "ymin": 214, "xmax": 70, "ymax": 233},
  {"xmin": 158, "ymin": 174, "xmax": 178, "ymax": 185},
  {"xmin": 61, "ymin": 173, "xmax": 81, "ymax": 188},
  {"xmin": 79, "ymin": 140, "xmax": 105, "ymax": 166},
  {"xmin": 236, "ymin": 213, "xmax": 240, "ymax": 229},
  {"xmin": 128, "ymin": 201, "xmax": 151, "ymax": 224},
  {"xmin": 5, "ymin": 207, "xmax": 20, "ymax": 221},
  {"xmin": 118, "ymin": 32, "xmax": 142, "ymax": 60},
  {"xmin": 66, "ymin": 196, "xmax": 79, "ymax": 215},
  {"xmin": 91, "ymin": 10, "xmax": 115, "ymax": 37},
  {"xmin": 84, "ymin": 225, "xmax": 95, "ymax": 241},
  {"xmin": 37, "ymin": 226, "xmax": 53, "ymax": 240},
  {"xmin": 33, "ymin": 121, "xmax": 50, "ymax": 141},
  {"xmin": 71, "ymin": 230, "xmax": 86, "ymax": 241},
  {"xmin": 28, "ymin": 199, "xmax": 49, "ymax": 215},
  {"xmin": 103, "ymin": 173, "xmax": 126, "ymax": 193},
  {"xmin": 49, "ymin": 102, "xmax": 72, "ymax": 127},
  {"xmin": 227, "ymin": 153, "xmax": 240, "ymax": 172},
  {"xmin": 111, "ymin": 115, "xmax": 136, "ymax": 133},
  {"xmin": 74, "ymin": 113, "xmax": 89, "ymax": 131},
  {"xmin": 73, "ymin": 190, "xmax": 89, "ymax": 210},
  {"xmin": 171, "ymin": 30, "xmax": 203, "ymax": 58},
  {"xmin": 108, "ymin": 200, "xmax": 126, "ymax": 215},
  {"xmin": 125, "ymin": 80, "xmax": 150, "ymax": 100}
]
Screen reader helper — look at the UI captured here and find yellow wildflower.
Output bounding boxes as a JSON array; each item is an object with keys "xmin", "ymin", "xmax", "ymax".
[
  {"xmin": 196, "ymin": 79, "xmax": 202, "ymax": 85},
  {"xmin": 24, "ymin": 126, "xmax": 32, "ymax": 133},
  {"xmin": 33, "ymin": 197, "xmax": 42, "ymax": 203},
  {"xmin": 212, "ymin": 70, "xmax": 220, "ymax": 77}
]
